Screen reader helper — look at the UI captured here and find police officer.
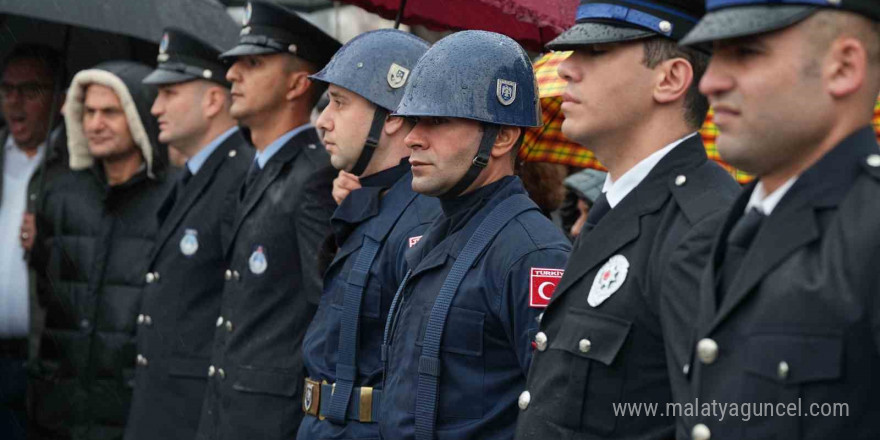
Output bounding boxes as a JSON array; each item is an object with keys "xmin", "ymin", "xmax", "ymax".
[
  {"xmin": 515, "ymin": 1, "xmax": 741, "ymax": 439},
  {"xmin": 678, "ymin": 1, "xmax": 880, "ymax": 439},
  {"xmin": 195, "ymin": 2, "xmax": 340, "ymax": 439},
  {"xmin": 296, "ymin": 29, "xmax": 441, "ymax": 440},
  {"xmin": 379, "ymin": 31, "xmax": 571, "ymax": 440},
  {"xmin": 124, "ymin": 28, "xmax": 252, "ymax": 440}
]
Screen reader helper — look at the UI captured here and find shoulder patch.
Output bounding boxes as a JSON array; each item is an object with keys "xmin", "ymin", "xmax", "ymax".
[
  {"xmin": 409, "ymin": 235, "xmax": 423, "ymax": 248},
  {"xmin": 530, "ymin": 268, "xmax": 563, "ymax": 308}
]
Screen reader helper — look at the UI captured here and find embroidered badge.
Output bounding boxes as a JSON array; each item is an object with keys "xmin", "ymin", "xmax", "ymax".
[
  {"xmin": 588, "ymin": 255, "xmax": 629, "ymax": 307},
  {"xmin": 387, "ymin": 63, "xmax": 410, "ymax": 89},
  {"xmin": 496, "ymin": 79, "xmax": 517, "ymax": 106},
  {"xmin": 408, "ymin": 236, "xmax": 423, "ymax": 248},
  {"xmin": 530, "ymin": 268, "xmax": 564, "ymax": 308},
  {"xmin": 248, "ymin": 246, "xmax": 268, "ymax": 275},
  {"xmin": 179, "ymin": 229, "xmax": 199, "ymax": 257}
]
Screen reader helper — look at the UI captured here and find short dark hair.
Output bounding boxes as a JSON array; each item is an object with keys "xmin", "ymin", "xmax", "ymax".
[
  {"xmin": 642, "ymin": 38, "xmax": 709, "ymax": 129},
  {"xmin": 2, "ymin": 44, "xmax": 64, "ymax": 85}
]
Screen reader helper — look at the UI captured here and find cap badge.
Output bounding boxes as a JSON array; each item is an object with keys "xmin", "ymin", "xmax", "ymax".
[
  {"xmin": 249, "ymin": 245, "xmax": 268, "ymax": 275},
  {"xmin": 243, "ymin": 2, "xmax": 253, "ymax": 26},
  {"xmin": 160, "ymin": 33, "xmax": 170, "ymax": 54},
  {"xmin": 496, "ymin": 79, "xmax": 517, "ymax": 106},
  {"xmin": 180, "ymin": 229, "xmax": 199, "ymax": 257},
  {"xmin": 588, "ymin": 255, "xmax": 629, "ymax": 307},
  {"xmin": 288, "ymin": 44, "xmax": 298, "ymax": 54},
  {"xmin": 387, "ymin": 63, "xmax": 410, "ymax": 89}
]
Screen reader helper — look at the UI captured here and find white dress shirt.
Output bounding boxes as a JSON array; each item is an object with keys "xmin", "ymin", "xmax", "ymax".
[
  {"xmin": 0, "ymin": 136, "xmax": 45, "ymax": 337},
  {"xmin": 745, "ymin": 177, "xmax": 798, "ymax": 215}
]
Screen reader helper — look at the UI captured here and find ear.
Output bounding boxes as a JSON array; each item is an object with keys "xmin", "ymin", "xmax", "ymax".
[
  {"xmin": 383, "ymin": 115, "xmax": 407, "ymax": 137},
  {"xmin": 202, "ymin": 86, "xmax": 224, "ymax": 119},
  {"xmin": 653, "ymin": 57, "xmax": 693, "ymax": 105},
  {"xmin": 489, "ymin": 125, "xmax": 521, "ymax": 159},
  {"xmin": 825, "ymin": 36, "xmax": 867, "ymax": 99},
  {"xmin": 285, "ymin": 71, "xmax": 312, "ymax": 101}
]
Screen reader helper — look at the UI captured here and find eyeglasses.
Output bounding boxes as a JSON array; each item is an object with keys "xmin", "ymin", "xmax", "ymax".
[{"xmin": 0, "ymin": 82, "xmax": 54, "ymax": 101}]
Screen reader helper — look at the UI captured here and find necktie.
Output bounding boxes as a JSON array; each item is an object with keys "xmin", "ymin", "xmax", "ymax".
[
  {"xmin": 717, "ymin": 208, "xmax": 765, "ymax": 304},
  {"xmin": 583, "ymin": 193, "xmax": 611, "ymax": 235},
  {"xmin": 240, "ymin": 160, "xmax": 261, "ymax": 201}
]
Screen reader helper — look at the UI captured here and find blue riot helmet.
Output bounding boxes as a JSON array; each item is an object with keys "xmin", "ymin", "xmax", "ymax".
[
  {"xmin": 310, "ymin": 29, "xmax": 430, "ymax": 176},
  {"xmin": 395, "ymin": 30, "xmax": 541, "ymax": 197}
]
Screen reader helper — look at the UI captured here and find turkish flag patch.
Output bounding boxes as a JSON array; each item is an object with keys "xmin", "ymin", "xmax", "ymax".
[
  {"xmin": 530, "ymin": 268, "xmax": 564, "ymax": 308},
  {"xmin": 408, "ymin": 236, "xmax": 423, "ymax": 248}
]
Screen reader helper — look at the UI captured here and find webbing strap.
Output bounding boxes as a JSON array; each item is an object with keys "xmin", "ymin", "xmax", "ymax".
[
  {"xmin": 350, "ymin": 108, "xmax": 388, "ymax": 176},
  {"xmin": 439, "ymin": 124, "xmax": 499, "ymax": 199},
  {"xmin": 414, "ymin": 194, "xmax": 537, "ymax": 440}
]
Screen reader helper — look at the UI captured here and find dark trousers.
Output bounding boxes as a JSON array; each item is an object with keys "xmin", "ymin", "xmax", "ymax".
[{"xmin": 0, "ymin": 339, "xmax": 29, "ymax": 440}]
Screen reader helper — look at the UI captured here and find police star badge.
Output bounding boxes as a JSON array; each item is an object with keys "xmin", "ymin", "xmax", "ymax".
[
  {"xmin": 587, "ymin": 255, "xmax": 629, "ymax": 307},
  {"xmin": 248, "ymin": 246, "xmax": 268, "ymax": 275},
  {"xmin": 496, "ymin": 79, "xmax": 517, "ymax": 106},
  {"xmin": 158, "ymin": 33, "xmax": 170, "ymax": 63},
  {"xmin": 179, "ymin": 229, "xmax": 199, "ymax": 257},
  {"xmin": 387, "ymin": 63, "xmax": 410, "ymax": 89}
]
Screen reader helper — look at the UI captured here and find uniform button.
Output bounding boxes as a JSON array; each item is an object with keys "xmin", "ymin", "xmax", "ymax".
[
  {"xmin": 777, "ymin": 361, "xmax": 789, "ymax": 380},
  {"xmin": 867, "ymin": 154, "xmax": 880, "ymax": 168},
  {"xmin": 683, "ymin": 363, "xmax": 690, "ymax": 376},
  {"xmin": 137, "ymin": 314, "xmax": 145, "ymax": 325},
  {"xmin": 578, "ymin": 338, "xmax": 592, "ymax": 353},
  {"xmin": 692, "ymin": 423, "xmax": 711, "ymax": 440},
  {"xmin": 697, "ymin": 338, "xmax": 719, "ymax": 365},
  {"xmin": 518, "ymin": 390, "xmax": 531, "ymax": 410},
  {"xmin": 659, "ymin": 20, "xmax": 672, "ymax": 33},
  {"xmin": 675, "ymin": 175, "xmax": 687, "ymax": 186},
  {"xmin": 225, "ymin": 320, "xmax": 233, "ymax": 332},
  {"xmin": 228, "ymin": 150, "xmax": 237, "ymax": 158},
  {"xmin": 29, "ymin": 193, "xmax": 37, "ymax": 201},
  {"xmin": 216, "ymin": 316, "xmax": 224, "ymax": 327},
  {"xmin": 224, "ymin": 270, "xmax": 232, "ymax": 281},
  {"xmin": 534, "ymin": 332, "xmax": 548, "ymax": 351},
  {"xmin": 80, "ymin": 319, "xmax": 90, "ymax": 329},
  {"xmin": 144, "ymin": 315, "xmax": 153, "ymax": 326},
  {"xmin": 145, "ymin": 272, "xmax": 155, "ymax": 284},
  {"xmin": 208, "ymin": 365, "xmax": 216, "ymax": 377},
  {"xmin": 233, "ymin": 270, "xmax": 240, "ymax": 280},
  {"xmin": 218, "ymin": 368, "xmax": 226, "ymax": 380},
  {"xmin": 136, "ymin": 354, "xmax": 149, "ymax": 367}
]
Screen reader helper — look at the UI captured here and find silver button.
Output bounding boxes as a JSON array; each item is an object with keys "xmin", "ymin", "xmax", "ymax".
[
  {"xmin": 144, "ymin": 315, "xmax": 153, "ymax": 326},
  {"xmin": 202, "ymin": 69, "xmax": 213, "ymax": 79},
  {"xmin": 80, "ymin": 319, "xmax": 90, "ymax": 329},
  {"xmin": 659, "ymin": 20, "xmax": 672, "ymax": 33},
  {"xmin": 137, "ymin": 314, "xmax": 145, "ymax": 325},
  {"xmin": 29, "ymin": 193, "xmax": 36, "ymax": 201},
  {"xmin": 777, "ymin": 361, "xmax": 789, "ymax": 380},
  {"xmin": 683, "ymin": 363, "xmax": 690, "ymax": 376},
  {"xmin": 145, "ymin": 272, "xmax": 155, "ymax": 284},
  {"xmin": 675, "ymin": 175, "xmax": 687, "ymax": 186},
  {"xmin": 867, "ymin": 154, "xmax": 880, "ymax": 168},
  {"xmin": 518, "ymin": 390, "xmax": 531, "ymax": 410},
  {"xmin": 697, "ymin": 338, "xmax": 719, "ymax": 365},
  {"xmin": 216, "ymin": 316, "xmax": 224, "ymax": 327},
  {"xmin": 578, "ymin": 338, "xmax": 592, "ymax": 353},
  {"xmin": 228, "ymin": 150, "xmax": 237, "ymax": 158},
  {"xmin": 224, "ymin": 270, "xmax": 232, "ymax": 281},
  {"xmin": 136, "ymin": 354, "xmax": 148, "ymax": 367},
  {"xmin": 218, "ymin": 368, "xmax": 226, "ymax": 380},
  {"xmin": 208, "ymin": 365, "xmax": 216, "ymax": 377},
  {"xmin": 233, "ymin": 270, "xmax": 240, "ymax": 280},
  {"xmin": 692, "ymin": 423, "xmax": 711, "ymax": 440},
  {"xmin": 534, "ymin": 332, "xmax": 548, "ymax": 352},
  {"xmin": 225, "ymin": 320, "xmax": 233, "ymax": 332}
]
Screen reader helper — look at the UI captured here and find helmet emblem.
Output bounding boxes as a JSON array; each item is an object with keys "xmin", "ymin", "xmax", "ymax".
[
  {"xmin": 387, "ymin": 63, "xmax": 410, "ymax": 89},
  {"xmin": 496, "ymin": 79, "xmax": 517, "ymax": 106}
]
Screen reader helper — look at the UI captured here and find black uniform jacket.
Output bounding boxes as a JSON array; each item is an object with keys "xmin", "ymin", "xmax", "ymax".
[
  {"xmin": 196, "ymin": 127, "xmax": 337, "ymax": 440},
  {"xmin": 685, "ymin": 126, "xmax": 880, "ymax": 440},
  {"xmin": 125, "ymin": 130, "xmax": 253, "ymax": 440},
  {"xmin": 516, "ymin": 135, "xmax": 740, "ymax": 440}
]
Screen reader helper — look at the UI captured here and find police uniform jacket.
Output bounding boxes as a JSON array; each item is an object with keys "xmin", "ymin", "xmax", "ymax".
[
  {"xmin": 685, "ymin": 126, "xmax": 880, "ymax": 439},
  {"xmin": 125, "ymin": 130, "xmax": 253, "ymax": 440},
  {"xmin": 196, "ymin": 127, "xmax": 336, "ymax": 440},
  {"xmin": 380, "ymin": 176, "xmax": 571, "ymax": 440},
  {"xmin": 298, "ymin": 161, "xmax": 441, "ymax": 439},
  {"xmin": 515, "ymin": 135, "xmax": 740, "ymax": 440}
]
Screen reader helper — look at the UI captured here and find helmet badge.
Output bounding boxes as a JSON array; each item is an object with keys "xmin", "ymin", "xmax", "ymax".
[
  {"xmin": 387, "ymin": 63, "xmax": 410, "ymax": 89},
  {"xmin": 496, "ymin": 79, "xmax": 517, "ymax": 106}
]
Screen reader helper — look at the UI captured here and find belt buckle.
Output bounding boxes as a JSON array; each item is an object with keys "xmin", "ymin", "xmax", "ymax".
[
  {"xmin": 302, "ymin": 378, "xmax": 321, "ymax": 418},
  {"xmin": 358, "ymin": 386, "xmax": 373, "ymax": 423}
]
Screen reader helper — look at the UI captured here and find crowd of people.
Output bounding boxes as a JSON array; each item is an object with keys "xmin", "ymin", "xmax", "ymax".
[{"xmin": 1, "ymin": 0, "xmax": 879, "ymax": 439}]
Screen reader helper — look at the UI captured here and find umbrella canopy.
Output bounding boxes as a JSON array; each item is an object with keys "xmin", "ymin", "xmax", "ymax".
[
  {"xmin": 521, "ymin": 51, "xmax": 760, "ymax": 184},
  {"xmin": 0, "ymin": 0, "xmax": 239, "ymax": 49},
  {"xmin": 337, "ymin": 0, "xmax": 577, "ymax": 51}
]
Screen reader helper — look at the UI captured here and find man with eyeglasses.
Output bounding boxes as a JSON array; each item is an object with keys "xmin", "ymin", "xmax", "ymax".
[{"xmin": 0, "ymin": 44, "xmax": 68, "ymax": 440}]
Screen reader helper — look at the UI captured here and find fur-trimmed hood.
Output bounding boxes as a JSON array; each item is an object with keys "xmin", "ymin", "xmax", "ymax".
[{"xmin": 64, "ymin": 61, "xmax": 166, "ymax": 178}]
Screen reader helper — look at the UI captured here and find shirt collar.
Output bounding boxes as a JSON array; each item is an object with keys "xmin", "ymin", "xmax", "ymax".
[
  {"xmin": 186, "ymin": 126, "xmax": 239, "ymax": 175},
  {"xmin": 254, "ymin": 123, "xmax": 313, "ymax": 169},
  {"xmin": 602, "ymin": 132, "xmax": 697, "ymax": 208},
  {"xmin": 745, "ymin": 177, "xmax": 798, "ymax": 216},
  {"xmin": 5, "ymin": 134, "xmax": 46, "ymax": 161}
]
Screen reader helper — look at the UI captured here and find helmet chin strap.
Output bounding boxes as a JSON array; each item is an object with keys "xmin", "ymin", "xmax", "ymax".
[
  {"xmin": 349, "ymin": 108, "xmax": 388, "ymax": 176},
  {"xmin": 439, "ymin": 123, "xmax": 500, "ymax": 199}
]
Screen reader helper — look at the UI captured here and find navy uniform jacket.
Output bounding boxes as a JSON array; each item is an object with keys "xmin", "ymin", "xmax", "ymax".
[
  {"xmin": 685, "ymin": 126, "xmax": 880, "ymax": 439},
  {"xmin": 298, "ymin": 161, "xmax": 441, "ymax": 439},
  {"xmin": 380, "ymin": 176, "xmax": 571, "ymax": 440},
  {"xmin": 196, "ymin": 128, "xmax": 337, "ymax": 440},
  {"xmin": 125, "ymin": 130, "xmax": 252, "ymax": 440},
  {"xmin": 515, "ymin": 136, "xmax": 740, "ymax": 440}
]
